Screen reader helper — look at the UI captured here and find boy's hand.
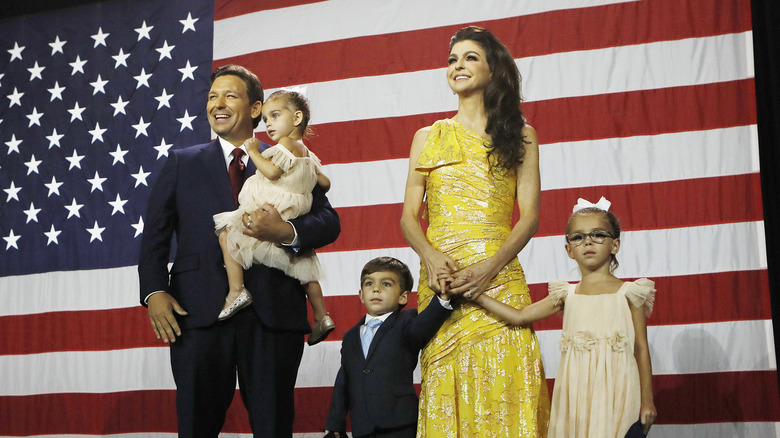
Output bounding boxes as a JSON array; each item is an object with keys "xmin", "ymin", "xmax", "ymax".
[
  {"xmin": 244, "ymin": 137, "xmax": 260, "ymax": 154},
  {"xmin": 323, "ymin": 431, "xmax": 341, "ymax": 438}
]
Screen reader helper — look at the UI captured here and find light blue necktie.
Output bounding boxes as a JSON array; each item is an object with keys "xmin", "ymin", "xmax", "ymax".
[{"xmin": 361, "ymin": 318, "xmax": 382, "ymax": 358}]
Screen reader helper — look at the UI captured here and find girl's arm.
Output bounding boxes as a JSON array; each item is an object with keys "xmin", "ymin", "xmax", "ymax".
[
  {"xmin": 316, "ymin": 170, "xmax": 331, "ymax": 193},
  {"xmin": 448, "ymin": 125, "xmax": 541, "ymax": 298},
  {"xmin": 630, "ymin": 300, "xmax": 657, "ymax": 434},
  {"xmin": 400, "ymin": 127, "xmax": 458, "ymax": 292},
  {"xmin": 245, "ymin": 138, "xmax": 283, "ymax": 180},
  {"xmin": 473, "ymin": 293, "xmax": 562, "ymax": 327}
]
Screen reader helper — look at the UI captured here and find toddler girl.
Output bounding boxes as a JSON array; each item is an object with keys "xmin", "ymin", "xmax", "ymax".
[
  {"xmin": 214, "ymin": 89, "xmax": 335, "ymax": 345},
  {"xmin": 469, "ymin": 197, "xmax": 657, "ymax": 437}
]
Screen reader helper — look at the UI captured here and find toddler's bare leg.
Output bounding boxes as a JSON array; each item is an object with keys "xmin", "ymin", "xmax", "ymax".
[
  {"xmin": 306, "ymin": 281, "xmax": 327, "ymax": 322},
  {"xmin": 219, "ymin": 229, "xmax": 246, "ymax": 308}
]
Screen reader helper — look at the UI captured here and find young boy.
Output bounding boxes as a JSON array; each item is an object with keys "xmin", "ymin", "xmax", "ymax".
[{"xmin": 323, "ymin": 257, "xmax": 456, "ymax": 438}]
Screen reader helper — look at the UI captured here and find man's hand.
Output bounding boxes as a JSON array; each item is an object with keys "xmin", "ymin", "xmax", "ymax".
[
  {"xmin": 242, "ymin": 203, "xmax": 295, "ymax": 244},
  {"xmin": 147, "ymin": 292, "xmax": 188, "ymax": 343}
]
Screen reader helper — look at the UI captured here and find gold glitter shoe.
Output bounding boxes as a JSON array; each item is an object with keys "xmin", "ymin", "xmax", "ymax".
[
  {"xmin": 307, "ymin": 313, "xmax": 335, "ymax": 346},
  {"xmin": 218, "ymin": 288, "xmax": 252, "ymax": 320}
]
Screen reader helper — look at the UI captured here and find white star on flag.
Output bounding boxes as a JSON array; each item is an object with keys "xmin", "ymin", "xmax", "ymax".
[
  {"xmin": 26, "ymin": 107, "xmax": 44, "ymax": 127},
  {"xmin": 44, "ymin": 225, "xmax": 62, "ymax": 245},
  {"xmin": 156, "ymin": 40, "xmax": 175, "ymax": 60},
  {"xmin": 132, "ymin": 117, "xmax": 151, "ymax": 137},
  {"xmin": 111, "ymin": 96, "xmax": 129, "ymax": 116},
  {"xmin": 64, "ymin": 198, "xmax": 84, "ymax": 219},
  {"xmin": 134, "ymin": 20, "xmax": 153, "ymax": 40},
  {"xmin": 27, "ymin": 61, "xmax": 45, "ymax": 81},
  {"xmin": 86, "ymin": 221, "xmax": 106, "ymax": 242},
  {"xmin": 90, "ymin": 74, "xmax": 109, "ymax": 95},
  {"xmin": 155, "ymin": 88, "xmax": 174, "ymax": 109},
  {"xmin": 45, "ymin": 176, "xmax": 63, "ymax": 197},
  {"xmin": 91, "ymin": 27, "xmax": 110, "ymax": 47},
  {"xmin": 24, "ymin": 155, "xmax": 42, "ymax": 175},
  {"xmin": 8, "ymin": 42, "xmax": 25, "ymax": 61},
  {"xmin": 69, "ymin": 55, "xmax": 87, "ymax": 75},
  {"xmin": 109, "ymin": 145, "xmax": 128, "ymax": 165},
  {"xmin": 109, "ymin": 194, "xmax": 128, "ymax": 215},
  {"xmin": 112, "ymin": 48, "xmax": 131, "ymax": 68},
  {"xmin": 49, "ymin": 36, "xmax": 67, "ymax": 55},
  {"xmin": 153, "ymin": 138, "xmax": 173, "ymax": 158},
  {"xmin": 5, "ymin": 134, "xmax": 22, "ymax": 154},
  {"xmin": 23, "ymin": 203, "xmax": 42, "ymax": 223},
  {"xmin": 134, "ymin": 68, "xmax": 152, "ymax": 88},
  {"xmin": 180, "ymin": 13, "xmax": 198, "ymax": 33},
  {"xmin": 132, "ymin": 217, "xmax": 144, "ymax": 237},
  {"xmin": 66, "ymin": 150, "xmax": 85, "ymax": 170},
  {"xmin": 87, "ymin": 171, "xmax": 108, "ymax": 192},
  {"xmin": 7, "ymin": 87, "xmax": 24, "ymax": 107},
  {"xmin": 177, "ymin": 110, "xmax": 196, "ymax": 131},
  {"xmin": 178, "ymin": 60, "xmax": 196, "ymax": 81},
  {"xmin": 4, "ymin": 182, "xmax": 22, "ymax": 202},
  {"xmin": 48, "ymin": 82, "xmax": 66, "ymax": 101},
  {"xmin": 68, "ymin": 102, "xmax": 86, "ymax": 121},
  {"xmin": 3, "ymin": 230, "xmax": 21, "ymax": 250},
  {"xmin": 46, "ymin": 128, "xmax": 64, "ymax": 148},
  {"xmin": 89, "ymin": 122, "xmax": 107, "ymax": 143},
  {"xmin": 132, "ymin": 166, "xmax": 151, "ymax": 187}
]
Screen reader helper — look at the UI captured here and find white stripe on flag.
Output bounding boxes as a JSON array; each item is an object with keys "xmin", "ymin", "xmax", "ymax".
[
  {"xmin": 1, "ymin": 319, "xmax": 773, "ymax": 395},
  {"xmin": 0, "ymin": 221, "xmax": 766, "ymax": 316},
  {"xmin": 213, "ymin": 0, "xmax": 636, "ymax": 57},
  {"xmin": 253, "ymin": 32, "xmax": 754, "ymax": 126}
]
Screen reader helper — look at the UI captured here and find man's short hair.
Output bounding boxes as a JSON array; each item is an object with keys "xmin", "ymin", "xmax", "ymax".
[
  {"xmin": 211, "ymin": 64, "xmax": 264, "ymax": 127},
  {"xmin": 360, "ymin": 256, "xmax": 414, "ymax": 293}
]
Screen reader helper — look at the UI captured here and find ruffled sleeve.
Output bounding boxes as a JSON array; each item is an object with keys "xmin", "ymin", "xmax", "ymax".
[
  {"xmin": 415, "ymin": 120, "xmax": 464, "ymax": 173},
  {"xmin": 307, "ymin": 149, "xmax": 324, "ymax": 173},
  {"xmin": 624, "ymin": 278, "xmax": 656, "ymax": 318},
  {"xmin": 262, "ymin": 145, "xmax": 296, "ymax": 172},
  {"xmin": 548, "ymin": 280, "xmax": 570, "ymax": 307}
]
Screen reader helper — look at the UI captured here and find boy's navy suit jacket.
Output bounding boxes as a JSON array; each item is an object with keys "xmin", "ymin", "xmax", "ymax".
[{"xmin": 324, "ymin": 298, "xmax": 452, "ymax": 437}]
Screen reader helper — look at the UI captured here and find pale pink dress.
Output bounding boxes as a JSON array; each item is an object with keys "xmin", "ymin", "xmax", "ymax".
[
  {"xmin": 213, "ymin": 144, "xmax": 324, "ymax": 283},
  {"xmin": 547, "ymin": 278, "xmax": 655, "ymax": 438}
]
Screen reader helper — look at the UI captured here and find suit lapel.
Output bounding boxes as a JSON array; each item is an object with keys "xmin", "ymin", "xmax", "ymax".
[{"xmin": 199, "ymin": 140, "xmax": 237, "ymax": 212}]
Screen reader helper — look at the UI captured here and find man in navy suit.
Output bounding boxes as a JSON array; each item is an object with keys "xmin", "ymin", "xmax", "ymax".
[
  {"xmin": 324, "ymin": 257, "xmax": 456, "ymax": 438},
  {"xmin": 139, "ymin": 64, "xmax": 340, "ymax": 437}
]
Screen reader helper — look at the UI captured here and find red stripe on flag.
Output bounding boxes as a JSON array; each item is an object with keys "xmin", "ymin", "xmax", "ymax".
[
  {"xmin": 1, "ymin": 370, "xmax": 777, "ymax": 435},
  {"xmin": 214, "ymin": 0, "xmax": 325, "ymax": 20},
  {"xmin": 300, "ymin": 80, "xmax": 756, "ymax": 165},
  {"xmin": 322, "ymin": 173, "xmax": 763, "ymax": 253},
  {"xmin": 1, "ymin": 270, "xmax": 768, "ymax": 355},
  {"xmin": 217, "ymin": 0, "xmax": 752, "ymax": 89}
]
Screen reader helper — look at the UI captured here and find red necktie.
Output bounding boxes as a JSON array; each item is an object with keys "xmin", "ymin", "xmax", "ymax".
[{"xmin": 228, "ymin": 148, "xmax": 245, "ymax": 207}]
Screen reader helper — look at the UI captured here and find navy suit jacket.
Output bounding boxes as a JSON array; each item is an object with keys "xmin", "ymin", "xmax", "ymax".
[
  {"xmin": 324, "ymin": 298, "xmax": 452, "ymax": 437},
  {"xmin": 138, "ymin": 139, "xmax": 340, "ymax": 330}
]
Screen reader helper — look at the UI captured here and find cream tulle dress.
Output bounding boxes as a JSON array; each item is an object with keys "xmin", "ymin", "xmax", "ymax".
[
  {"xmin": 213, "ymin": 144, "xmax": 324, "ymax": 283},
  {"xmin": 547, "ymin": 278, "xmax": 655, "ymax": 438}
]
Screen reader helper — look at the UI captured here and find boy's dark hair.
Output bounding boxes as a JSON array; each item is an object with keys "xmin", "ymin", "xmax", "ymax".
[
  {"xmin": 211, "ymin": 64, "xmax": 264, "ymax": 127},
  {"xmin": 361, "ymin": 257, "xmax": 414, "ymax": 294}
]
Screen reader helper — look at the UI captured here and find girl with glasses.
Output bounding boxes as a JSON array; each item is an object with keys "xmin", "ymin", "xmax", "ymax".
[{"xmin": 467, "ymin": 198, "xmax": 657, "ymax": 437}]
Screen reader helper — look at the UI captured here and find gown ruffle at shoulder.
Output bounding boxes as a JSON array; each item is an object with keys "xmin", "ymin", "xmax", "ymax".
[
  {"xmin": 415, "ymin": 119, "xmax": 550, "ymax": 437},
  {"xmin": 213, "ymin": 144, "xmax": 324, "ymax": 284},
  {"xmin": 547, "ymin": 279, "xmax": 655, "ymax": 438}
]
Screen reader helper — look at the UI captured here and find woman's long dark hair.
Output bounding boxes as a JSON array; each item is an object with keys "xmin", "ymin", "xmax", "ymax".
[{"xmin": 450, "ymin": 26, "xmax": 527, "ymax": 170}]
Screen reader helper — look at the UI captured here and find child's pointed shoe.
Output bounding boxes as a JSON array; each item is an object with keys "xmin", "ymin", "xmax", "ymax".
[{"xmin": 308, "ymin": 313, "xmax": 335, "ymax": 345}]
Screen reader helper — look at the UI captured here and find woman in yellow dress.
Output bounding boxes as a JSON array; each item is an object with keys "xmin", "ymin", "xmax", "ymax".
[{"xmin": 401, "ymin": 26, "xmax": 550, "ymax": 437}]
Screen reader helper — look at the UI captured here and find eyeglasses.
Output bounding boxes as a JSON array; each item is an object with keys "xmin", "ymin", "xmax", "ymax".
[{"xmin": 566, "ymin": 230, "xmax": 613, "ymax": 246}]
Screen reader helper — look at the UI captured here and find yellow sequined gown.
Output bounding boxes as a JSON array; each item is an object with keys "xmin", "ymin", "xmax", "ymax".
[{"xmin": 415, "ymin": 119, "xmax": 550, "ymax": 438}]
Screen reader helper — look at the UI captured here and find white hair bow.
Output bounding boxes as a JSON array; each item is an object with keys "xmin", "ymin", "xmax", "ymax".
[{"xmin": 572, "ymin": 196, "xmax": 611, "ymax": 213}]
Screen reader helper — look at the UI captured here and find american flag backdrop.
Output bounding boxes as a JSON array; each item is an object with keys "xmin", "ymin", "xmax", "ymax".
[{"xmin": 0, "ymin": 0, "xmax": 777, "ymax": 436}]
